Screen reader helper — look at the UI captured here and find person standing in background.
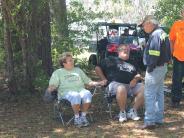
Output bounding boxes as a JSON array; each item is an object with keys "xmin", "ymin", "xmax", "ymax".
[
  {"xmin": 139, "ymin": 15, "xmax": 169, "ymax": 129},
  {"xmin": 169, "ymin": 7, "xmax": 184, "ymax": 108}
]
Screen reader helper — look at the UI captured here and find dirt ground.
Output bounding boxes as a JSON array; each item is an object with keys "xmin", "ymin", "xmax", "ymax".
[{"xmin": 0, "ymin": 71, "xmax": 184, "ymax": 138}]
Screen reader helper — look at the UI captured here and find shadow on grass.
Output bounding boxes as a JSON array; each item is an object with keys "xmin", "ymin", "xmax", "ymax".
[{"xmin": 1, "ymin": 87, "xmax": 184, "ymax": 138}]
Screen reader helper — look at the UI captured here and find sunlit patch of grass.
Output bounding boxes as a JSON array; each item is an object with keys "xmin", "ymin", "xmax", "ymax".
[
  {"xmin": 53, "ymin": 128, "xmax": 64, "ymax": 133},
  {"xmin": 1, "ymin": 63, "xmax": 184, "ymax": 138}
]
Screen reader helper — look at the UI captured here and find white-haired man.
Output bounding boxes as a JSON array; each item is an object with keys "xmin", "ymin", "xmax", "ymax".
[{"xmin": 139, "ymin": 15, "xmax": 169, "ymax": 129}]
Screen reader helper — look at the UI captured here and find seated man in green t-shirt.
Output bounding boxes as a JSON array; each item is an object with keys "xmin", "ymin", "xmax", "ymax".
[{"xmin": 45, "ymin": 52, "xmax": 105, "ymax": 127}]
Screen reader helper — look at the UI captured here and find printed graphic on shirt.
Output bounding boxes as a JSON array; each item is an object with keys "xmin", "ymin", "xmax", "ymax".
[
  {"xmin": 117, "ymin": 62, "xmax": 135, "ymax": 73},
  {"xmin": 100, "ymin": 57, "xmax": 137, "ymax": 84},
  {"xmin": 63, "ymin": 73, "xmax": 80, "ymax": 83}
]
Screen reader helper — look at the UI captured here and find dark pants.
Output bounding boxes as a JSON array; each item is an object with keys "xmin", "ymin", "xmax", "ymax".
[{"xmin": 171, "ymin": 57, "xmax": 184, "ymax": 103}]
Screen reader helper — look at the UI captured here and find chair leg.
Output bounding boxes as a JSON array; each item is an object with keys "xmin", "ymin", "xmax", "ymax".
[
  {"xmin": 54, "ymin": 103, "xmax": 65, "ymax": 126},
  {"xmin": 58, "ymin": 112, "xmax": 65, "ymax": 126},
  {"xmin": 88, "ymin": 113, "xmax": 93, "ymax": 122},
  {"xmin": 108, "ymin": 103, "xmax": 112, "ymax": 118},
  {"xmin": 53, "ymin": 102, "xmax": 58, "ymax": 119},
  {"xmin": 66, "ymin": 116, "xmax": 74, "ymax": 126},
  {"xmin": 53, "ymin": 99, "xmax": 79, "ymax": 127},
  {"xmin": 54, "ymin": 104, "xmax": 61, "ymax": 120}
]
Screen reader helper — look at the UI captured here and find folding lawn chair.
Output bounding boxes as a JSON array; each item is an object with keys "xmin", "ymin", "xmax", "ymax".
[
  {"xmin": 53, "ymin": 86, "xmax": 99, "ymax": 126},
  {"xmin": 102, "ymin": 85, "xmax": 144, "ymax": 119}
]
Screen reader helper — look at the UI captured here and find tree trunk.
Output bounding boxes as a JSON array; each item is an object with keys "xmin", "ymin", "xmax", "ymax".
[
  {"xmin": 2, "ymin": 0, "xmax": 17, "ymax": 94},
  {"xmin": 37, "ymin": 1, "xmax": 53, "ymax": 76},
  {"xmin": 59, "ymin": 0, "xmax": 69, "ymax": 38},
  {"xmin": 51, "ymin": 0, "xmax": 69, "ymax": 39},
  {"xmin": 19, "ymin": 0, "xmax": 53, "ymax": 93},
  {"xmin": 20, "ymin": 36, "xmax": 34, "ymax": 93},
  {"xmin": 1, "ymin": 0, "xmax": 53, "ymax": 94}
]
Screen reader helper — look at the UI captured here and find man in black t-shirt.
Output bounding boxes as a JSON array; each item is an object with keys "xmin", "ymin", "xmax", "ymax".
[{"xmin": 95, "ymin": 44, "xmax": 144, "ymax": 123}]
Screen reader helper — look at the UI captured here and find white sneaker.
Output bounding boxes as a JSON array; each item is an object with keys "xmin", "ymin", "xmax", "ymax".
[
  {"xmin": 127, "ymin": 108, "xmax": 140, "ymax": 121},
  {"xmin": 74, "ymin": 117, "xmax": 83, "ymax": 127},
  {"xmin": 80, "ymin": 116, "xmax": 89, "ymax": 127},
  {"xmin": 119, "ymin": 111, "xmax": 127, "ymax": 122}
]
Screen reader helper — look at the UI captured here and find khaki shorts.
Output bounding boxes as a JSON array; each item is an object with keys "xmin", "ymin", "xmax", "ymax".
[{"xmin": 107, "ymin": 81, "xmax": 143, "ymax": 96}]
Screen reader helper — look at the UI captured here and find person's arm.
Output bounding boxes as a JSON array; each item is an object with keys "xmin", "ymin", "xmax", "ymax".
[
  {"xmin": 88, "ymin": 66, "xmax": 108, "ymax": 86},
  {"xmin": 47, "ymin": 85, "xmax": 57, "ymax": 93},
  {"xmin": 43, "ymin": 71, "xmax": 59, "ymax": 103},
  {"xmin": 169, "ymin": 22, "xmax": 176, "ymax": 55},
  {"xmin": 147, "ymin": 34, "xmax": 161, "ymax": 73},
  {"xmin": 95, "ymin": 66, "xmax": 108, "ymax": 81},
  {"xmin": 88, "ymin": 80, "xmax": 107, "ymax": 87},
  {"xmin": 170, "ymin": 40, "xmax": 175, "ymax": 55},
  {"xmin": 47, "ymin": 70, "xmax": 60, "ymax": 93},
  {"xmin": 133, "ymin": 74, "xmax": 144, "ymax": 81},
  {"xmin": 78, "ymin": 67, "xmax": 107, "ymax": 87},
  {"xmin": 129, "ymin": 74, "xmax": 143, "ymax": 88}
]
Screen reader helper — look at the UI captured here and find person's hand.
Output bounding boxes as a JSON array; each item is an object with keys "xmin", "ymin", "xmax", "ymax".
[
  {"xmin": 129, "ymin": 79, "xmax": 137, "ymax": 88},
  {"xmin": 168, "ymin": 58, "xmax": 173, "ymax": 64},
  {"xmin": 147, "ymin": 65, "xmax": 155, "ymax": 73},
  {"xmin": 102, "ymin": 79, "xmax": 108, "ymax": 86},
  {"xmin": 134, "ymin": 74, "xmax": 143, "ymax": 80},
  {"xmin": 47, "ymin": 85, "xmax": 56, "ymax": 93},
  {"xmin": 98, "ymin": 79, "xmax": 108, "ymax": 86},
  {"xmin": 147, "ymin": 67, "xmax": 153, "ymax": 73}
]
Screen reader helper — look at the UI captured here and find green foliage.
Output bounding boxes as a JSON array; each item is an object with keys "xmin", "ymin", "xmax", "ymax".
[
  {"xmin": 94, "ymin": 0, "xmax": 100, "ymax": 6},
  {"xmin": 32, "ymin": 60, "xmax": 50, "ymax": 91},
  {"xmin": 75, "ymin": 58, "xmax": 94, "ymax": 74},
  {"xmin": 0, "ymin": 11, "xmax": 5, "ymax": 69},
  {"xmin": 0, "ymin": 47, "xmax": 5, "ymax": 69},
  {"xmin": 1, "ymin": 0, "xmax": 53, "ymax": 93},
  {"xmin": 155, "ymin": 0, "xmax": 184, "ymax": 27},
  {"xmin": 124, "ymin": 0, "xmax": 132, "ymax": 5},
  {"xmin": 51, "ymin": 0, "xmax": 110, "ymax": 67},
  {"xmin": 0, "ymin": 14, "xmax": 3, "ymax": 44},
  {"xmin": 51, "ymin": 36, "xmax": 84, "ymax": 69},
  {"xmin": 51, "ymin": 47, "xmax": 59, "ymax": 69}
]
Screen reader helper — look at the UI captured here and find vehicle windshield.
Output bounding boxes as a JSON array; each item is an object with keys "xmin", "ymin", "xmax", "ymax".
[{"xmin": 120, "ymin": 36, "xmax": 137, "ymax": 45}]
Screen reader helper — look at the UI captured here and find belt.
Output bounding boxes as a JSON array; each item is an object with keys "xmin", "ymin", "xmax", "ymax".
[
  {"xmin": 158, "ymin": 64, "xmax": 164, "ymax": 66},
  {"xmin": 157, "ymin": 63, "xmax": 166, "ymax": 67}
]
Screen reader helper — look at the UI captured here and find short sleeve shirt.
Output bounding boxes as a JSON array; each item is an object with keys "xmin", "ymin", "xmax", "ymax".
[
  {"xmin": 98, "ymin": 57, "xmax": 137, "ymax": 84},
  {"xmin": 49, "ymin": 67, "xmax": 91, "ymax": 97},
  {"xmin": 169, "ymin": 20, "xmax": 184, "ymax": 61}
]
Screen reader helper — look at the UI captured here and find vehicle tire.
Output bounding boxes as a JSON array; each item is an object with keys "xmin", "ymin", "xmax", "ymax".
[{"xmin": 88, "ymin": 54, "xmax": 97, "ymax": 66}]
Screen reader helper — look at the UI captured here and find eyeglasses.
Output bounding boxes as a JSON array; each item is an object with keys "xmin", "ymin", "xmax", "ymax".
[
  {"xmin": 64, "ymin": 58, "xmax": 74, "ymax": 64},
  {"xmin": 118, "ymin": 47, "xmax": 129, "ymax": 52},
  {"xmin": 67, "ymin": 58, "xmax": 74, "ymax": 62}
]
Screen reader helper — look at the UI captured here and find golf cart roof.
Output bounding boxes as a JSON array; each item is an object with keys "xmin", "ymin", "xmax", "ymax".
[{"xmin": 96, "ymin": 22, "xmax": 137, "ymax": 29}]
